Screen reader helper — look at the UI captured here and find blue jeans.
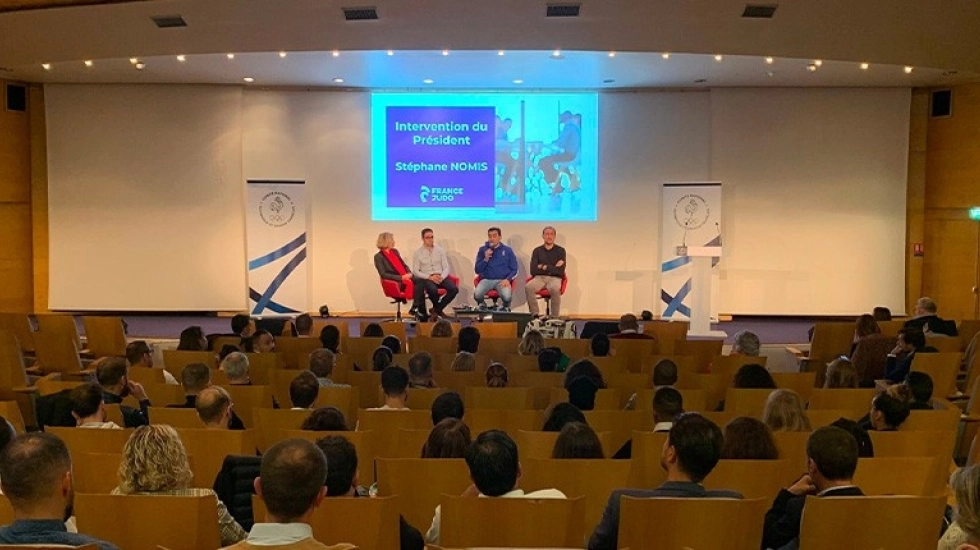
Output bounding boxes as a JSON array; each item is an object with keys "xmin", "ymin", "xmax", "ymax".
[{"xmin": 474, "ymin": 278, "xmax": 512, "ymax": 307}]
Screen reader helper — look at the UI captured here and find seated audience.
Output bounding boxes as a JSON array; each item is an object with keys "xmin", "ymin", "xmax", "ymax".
[
  {"xmin": 486, "ymin": 362, "xmax": 509, "ymax": 388},
  {"xmin": 127, "ymin": 340, "xmax": 178, "ymax": 385},
  {"xmin": 97, "ymin": 356, "xmax": 150, "ymax": 427},
  {"xmin": 369, "ymin": 366, "xmax": 410, "ymax": 410},
  {"xmin": 542, "ymin": 402, "xmax": 587, "ymax": 432},
  {"xmin": 450, "ymin": 351, "xmax": 476, "ymax": 372},
  {"xmin": 425, "ymin": 430, "xmax": 565, "ymax": 544},
  {"xmin": 653, "ymin": 359, "xmax": 679, "ymax": 388},
  {"xmin": 431, "ymin": 391, "xmax": 464, "ymax": 425},
  {"xmin": 538, "ymin": 348, "xmax": 561, "ymax": 372},
  {"xmin": 851, "ymin": 323, "xmax": 897, "ymax": 388},
  {"xmin": 294, "ymin": 313, "xmax": 313, "ymax": 337},
  {"xmin": 70, "ymin": 383, "xmax": 121, "ymax": 429},
  {"xmin": 565, "ymin": 359, "xmax": 606, "ymax": 411},
  {"xmin": 873, "ymin": 306, "xmax": 892, "ymax": 322},
  {"xmin": 865, "ymin": 385, "xmax": 912, "ymax": 431},
  {"xmin": 289, "ymin": 371, "xmax": 320, "ymax": 410},
  {"xmin": 300, "ymin": 407, "xmax": 349, "ymax": 431},
  {"xmin": 609, "ymin": 313, "xmax": 653, "ymax": 340},
  {"xmin": 588, "ymin": 413, "xmax": 742, "ymax": 550},
  {"xmin": 115, "ymin": 425, "xmax": 246, "ymax": 546},
  {"xmin": 613, "ymin": 387, "xmax": 683, "ymax": 459},
  {"xmin": 824, "ymin": 357, "xmax": 858, "ymax": 388},
  {"xmin": 318, "ymin": 325, "xmax": 342, "ymax": 354},
  {"xmin": 904, "ymin": 371, "xmax": 935, "ymax": 409},
  {"xmin": 309, "ymin": 348, "xmax": 349, "ymax": 388},
  {"xmin": 222, "ymin": 438, "xmax": 355, "ymax": 549},
  {"xmin": 457, "ymin": 325, "xmax": 481, "ymax": 353},
  {"xmin": 885, "ymin": 327, "xmax": 931, "ymax": 383},
  {"xmin": 940, "ymin": 464, "xmax": 980, "ymax": 550},
  {"xmin": 730, "ymin": 330, "xmax": 761, "ymax": 356},
  {"xmin": 904, "ymin": 296, "xmax": 958, "ymax": 336},
  {"xmin": 372, "ymin": 346, "xmax": 394, "ymax": 372},
  {"xmin": 853, "ymin": 314, "xmax": 880, "ymax": 353},
  {"xmin": 218, "ymin": 344, "xmax": 242, "ymax": 363},
  {"xmin": 762, "ymin": 426, "xmax": 863, "ymax": 550},
  {"xmin": 222, "ymin": 352, "xmax": 252, "ymax": 385},
  {"xmin": 430, "ymin": 319, "xmax": 454, "ymax": 338},
  {"xmin": 362, "ymin": 323, "xmax": 384, "ymax": 338},
  {"xmin": 231, "ymin": 314, "xmax": 255, "ymax": 339},
  {"xmin": 715, "ymin": 363, "xmax": 776, "ymax": 411},
  {"xmin": 196, "ymin": 386, "xmax": 234, "ymax": 429},
  {"xmin": 178, "ymin": 325, "xmax": 209, "ymax": 351},
  {"xmin": 720, "ymin": 417, "xmax": 779, "ymax": 460},
  {"xmin": 590, "ymin": 333, "xmax": 611, "ymax": 357},
  {"xmin": 519, "ymin": 329, "xmax": 546, "ymax": 356},
  {"xmin": 0, "ymin": 433, "xmax": 119, "ymax": 549},
  {"xmin": 382, "ymin": 335, "xmax": 402, "ymax": 355},
  {"xmin": 552, "ymin": 421, "xmax": 604, "ymax": 459},
  {"xmin": 0, "ymin": 416, "xmax": 13, "ymax": 454},
  {"xmin": 830, "ymin": 418, "xmax": 874, "ymax": 457},
  {"xmin": 421, "ymin": 418, "xmax": 472, "ymax": 458},
  {"xmin": 244, "ymin": 329, "xmax": 276, "ymax": 353},
  {"xmin": 170, "ymin": 362, "xmax": 212, "ymax": 408},
  {"xmin": 762, "ymin": 389, "xmax": 812, "ymax": 432},
  {"xmin": 408, "ymin": 352, "xmax": 437, "ymax": 388}
]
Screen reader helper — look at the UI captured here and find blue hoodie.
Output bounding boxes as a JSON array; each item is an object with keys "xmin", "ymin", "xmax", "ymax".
[{"xmin": 475, "ymin": 241, "xmax": 519, "ymax": 281}]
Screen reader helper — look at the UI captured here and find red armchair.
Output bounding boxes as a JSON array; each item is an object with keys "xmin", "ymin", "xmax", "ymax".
[
  {"xmin": 380, "ymin": 275, "xmax": 460, "ymax": 321},
  {"xmin": 473, "ymin": 275, "xmax": 517, "ymax": 309},
  {"xmin": 526, "ymin": 274, "xmax": 568, "ymax": 316}
]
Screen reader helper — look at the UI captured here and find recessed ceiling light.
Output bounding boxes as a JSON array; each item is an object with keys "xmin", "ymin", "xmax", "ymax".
[
  {"xmin": 714, "ymin": 55, "xmax": 723, "ymax": 62},
  {"xmin": 860, "ymin": 62, "xmax": 869, "ymax": 70},
  {"xmin": 42, "ymin": 63, "xmax": 51, "ymax": 70},
  {"xmin": 279, "ymin": 51, "xmax": 287, "ymax": 58},
  {"xmin": 662, "ymin": 53, "xmax": 670, "ymax": 59},
  {"xmin": 423, "ymin": 78, "xmax": 434, "ymax": 84},
  {"xmin": 176, "ymin": 55, "xmax": 186, "ymax": 62},
  {"xmin": 512, "ymin": 79, "xmax": 524, "ymax": 84},
  {"xmin": 814, "ymin": 59, "xmax": 823, "ymax": 67},
  {"xmin": 765, "ymin": 57, "xmax": 774, "ymax": 64},
  {"xmin": 227, "ymin": 53, "xmax": 235, "ymax": 60},
  {"xmin": 135, "ymin": 62, "xmax": 146, "ymax": 70},
  {"xmin": 904, "ymin": 66, "xmax": 914, "ymax": 74},
  {"xmin": 84, "ymin": 60, "xmax": 93, "ymax": 67},
  {"xmin": 552, "ymin": 49, "xmax": 562, "ymax": 58},
  {"xmin": 243, "ymin": 77, "xmax": 254, "ymax": 83},
  {"xmin": 806, "ymin": 63, "xmax": 817, "ymax": 72},
  {"xmin": 332, "ymin": 50, "xmax": 340, "ymax": 57},
  {"xmin": 608, "ymin": 51, "xmax": 616, "ymax": 58},
  {"xmin": 498, "ymin": 50, "xmax": 505, "ymax": 56},
  {"xmin": 387, "ymin": 50, "xmax": 394, "ymax": 56},
  {"xmin": 332, "ymin": 77, "xmax": 344, "ymax": 83},
  {"xmin": 129, "ymin": 57, "xmax": 138, "ymax": 65},
  {"xmin": 442, "ymin": 50, "xmax": 449, "ymax": 56}
]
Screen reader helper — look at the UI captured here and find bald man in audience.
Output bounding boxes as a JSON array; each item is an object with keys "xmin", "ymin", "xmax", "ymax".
[
  {"xmin": 608, "ymin": 313, "xmax": 654, "ymax": 340},
  {"xmin": 222, "ymin": 352, "xmax": 252, "ymax": 385},
  {"xmin": 126, "ymin": 340, "xmax": 178, "ymax": 385},
  {"xmin": 197, "ymin": 386, "xmax": 234, "ymax": 429}
]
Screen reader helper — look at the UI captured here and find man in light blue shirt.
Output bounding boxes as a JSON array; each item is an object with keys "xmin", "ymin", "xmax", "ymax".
[{"xmin": 412, "ymin": 228, "xmax": 458, "ymax": 320}]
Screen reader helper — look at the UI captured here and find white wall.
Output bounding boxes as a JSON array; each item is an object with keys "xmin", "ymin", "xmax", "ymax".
[{"xmin": 46, "ymin": 85, "xmax": 909, "ymax": 315}]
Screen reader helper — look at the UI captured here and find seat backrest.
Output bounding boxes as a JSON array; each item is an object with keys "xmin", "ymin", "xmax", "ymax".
[
  {"xmin": 404, "ymin": 387, "xmax": 448, "ymax": 412},
  {"xmin": 521, "ymin": 458, "xmax": 630, "ymax": 530},
  {"xmin": 253, "ymin": 494, "xmax": 396, "ymax": 550},
  {"xmin": 35, "ymin": 314, "xmax": 80, "ymax": 351},
  {"xmin": 868, "ymin": 430, "xmax": 956, "ymax": 460},
  {"xmin": 34, "ymin": 377, "xmax": 85, "ymax": 397},
  {"xmin": 240, "ymin": 353, "xmax": 282, "ymax": 385},
  {"xmin": 807, "ymin": 388, "xmax": 877, "ymax": 418},
  {"xmin": 770, "ymin": 371, "xmax": 818, "ymax": 402},
  {"xmin": 926, "ymin": 336, "xmax": 962, "ymax": 353},
  {"xmin": 877, "ymin": 320, "xmax": 906, "ymax": 338},
  {"xmin": 161, "ymin": 350, "xmax": 217, "ymax": 379},
  {"xmin": 408, "ymin": 335, "xmax": 459, "ymax": 355},
  {"xmin": 175, "ymin": 428, "xmax": 256, "ymax": 488},
  {"xmin": 631, "ymin": 387, "xmax": 706, "ymax": 412},
  {"xmin": 74, "ymin": 493, "xmax": 221, "ymax": 550},
  {"xmin": 638, "ymin": 355, "xmax": 698, "ymax": 378},
  {"xmin": 430, "ymin": 370, "xmax": 485, "ymax": 394},
  {"xmin": 476, "ymin": 322, "xmax": 518, "ymax": 339},
  {"xmin": 464, "ymin": 386, "xmax": 533, "ymax": 409},
  {"xmin": 673, "ymin": 339, "xmax": 725, "ymax": 372},
  {"xmin": 710, "ymin": 354, "xmax": 768, "ymax": 378},
  {"xmin": 704, "ymin": 459, "xmax": 797, "ymax": 501},
  {"xmin": 396, "ymin": 428, "xmax": 431, "ymax": 458},
  {"xmin": 81, "ymin": 316, "xmax": 127, "ymax": 358},
  {"xmin": 547, "ymin": 387, "xmax": 621, "ymax": 410},
  {"xmin": 806, "ymin": 408, "xmax": 860, "ymax": 427},
  {"xmin": 32, "ymin": 330, "xmax": 82, "ymax": 375},
  {"xmin": 220, "ymin": 385, "xmax": 275, "ymax": 427},
  {"xmin": 516, "ymin": 430, "xmax": 612, "ymax": 460},
  {"xmin": 901, "ymin": 407, "xmax": 960, "ymax": 432},
  {"xmin": 853, "ymin": 456, "xmax": 942, "ymax": 497},
  {"xmin": 253, "ymin": 408, "xmax": 313, "ymax": 451},
  {"xmin": 498, "ymin": 354, "xmax": 538, "ymax": 373},
  {"xmin": 147, "ymin": 407, "xmax": 206, "ymax": 429},
  {"xmin": 911, "ymin": 352, "xmax": 961, "ymax": 398},
  {"xmin": 142, "ymin": 382, "xmax": 186, "ymax": 407},
  {"xmin": 376, "ymin": 458, "xmax": 471, "ymax": 529},
  {"xmin": 280, "ymin": 429, "xmax": 376, "ymax": 481},
  {"xmin": 0, "ymin": 400, "xmax": 26, "ymax": 433},
  {"xmin": 0, "ymin": 494, "xmax": 12, "ymax": 526},
  {"xmin": 618, "ymin": 496, "xmax": 767, "ymax": 550},
  {"xmin": 0, "ymin": 312, "xmax": 34, "ymax": 353},
  {"xmin": 724, "ymin": 387, "xmax": 776, "ymax": 415},
  {"xmin": 273, "ymin": 337, "xmax": 323, "ymax": 369},
  {"xmin": 310, "ymin": 319, "xmax": 350, "ymax": 346},
  {"xmin": 697, "ymin": 373, "xmax": 731, "ymax": 409},
  {"xmin": 357, "ymin": 409, "xmax": 432, "ymax": 458},
  {"xmin": 464, "ymin": 408, "xmax": 543, "ymax": 435},
  {"xmin": 806, "ymin": 323, "xmax": 857, "ymax": 384},
  {"xmin": 75, "ymin": 452, "xmax": 125, "ymax": 494},
  {"xmin": 627, "ymin": 430, "xmax": 669, "ymax": 488},
  {"xmin": 347, "ymin": 370, "xmax": 383, "ymax": 408},
  {"xmin": 609, "ymin": 339, "xmax": 658, "ymax": 370},
  {"xmin": 440, "ymin": 495, "xmax": 585, "ymax": 548},
  {"xmin": 639, "ymin": 321, "xmax": 689, "ymax": 355},
  {"xmin": 771, "ymin": 430, "xmax": 812, "ymax": 470},
  {"xmin": 797, "ymin": 495, "xmax": 946, "ymax": 550},
  {"xmin": 584, "ymin": 410, "xmax": 653, "ymax": 453},
  {"xmin": 45, "ymin": 426, "xmax": 134, "ymax": 457},
  {"xmin": 0, "ymin": 329, "xmax": 29, "ymax": 400},
  {"xmin": 546, "ymin": 338, "xmax": 589, "ymax": 359}
]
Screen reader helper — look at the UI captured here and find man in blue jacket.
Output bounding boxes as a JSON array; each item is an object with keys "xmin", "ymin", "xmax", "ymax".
[{"xmin": 474, "ymin": 227, "xmax": 519, "ymax": 311}]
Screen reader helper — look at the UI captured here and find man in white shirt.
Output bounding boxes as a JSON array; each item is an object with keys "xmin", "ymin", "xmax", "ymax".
[
  {"xmin": 425, "ymin": 430, "xmax": 565, "ymax": 544},
  {"xmin": 367, "ymin": 366, "xmax": 410, "ymax": 411},
  {"xmin": 412, "ymin": 228, "xmax": 458, "ymax": 321}
]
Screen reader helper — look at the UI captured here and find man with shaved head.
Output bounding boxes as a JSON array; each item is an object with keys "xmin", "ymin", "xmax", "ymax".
[{"xmin": 197, "ymin": 386, "xmax": 234, "ymax": 429}]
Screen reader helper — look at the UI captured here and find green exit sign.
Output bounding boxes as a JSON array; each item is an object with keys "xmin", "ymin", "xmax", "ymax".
[{"xmin": 971, "ymin": 207, "xmax": 980, "ymax": 221}]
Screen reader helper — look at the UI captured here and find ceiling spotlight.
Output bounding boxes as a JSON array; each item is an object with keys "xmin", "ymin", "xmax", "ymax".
[
  {"xmin": 176, "ymin": 55, "xmax": 186, "ymax": 62},
  {"xmin": 332, "ymin": 77, "xmax": 344, "ymax": 83},
  {"xmin": 442, "ymin": 50, "xmax": 449, "ymax": 56},
  {"xmin": 135, "ymin": 62, "xmax": 146, "ymax": 70},
  {"xmin": 129, "ymin": 57, "xmax": 138, "ymax": 65},
  {"xmin": 765, "ymin": 57, "xmax": 774, "ymax": 64},
  {"xmin": 498, "ymin": 50, "xmax": 505, "ymax": 56},
  {"xmin": 608, "ymin": 51, "xmax": 616, "ymax": 58},
  {"xmin": 84, "ymin": 60, "xmax": 93, "ymax": 67},
  {"xmin": 227, "ymin": 53, "xmax": 235, "ymax": 60},
  {"xmin": 662, "ymin": 53, "xmax": 670, "ymax": 59},
  {"xmin": 552, "ymin": 49, "xmax": 561, "ymax": 58},
  {"xmin": 512, "ymin": 79, "xmax": 524, "ymax": 84},
  {"xmin": 806, "ymin": 63, "xmax": 818, "ymax": 72},
  {"xmin": 422, "ymin": 78, "xmax": 434, "ymax": 84},
  {"xmin": 860, "ymin": 62, "xmax": 869, "ymax": 70},
  {"xmin": 243, "ymin": 77, "xmax": 254, "ymax": 83},
  {"xmin": 814, "ymin": 59, "xmax": 823, "ymax": 67},
  {"xmin": 332, "ymin": 50, "xmax": 340, "ymax": 57},
  {"xmin": 714, "ymin": 55, "xmax": 723, "ymax": 62},
  {"xmin": 279, "ymin": 51, "xmax": 287, "ymax": 58},
  {"xmin": 41, "ymin": 63, "xmax": 51, "ymax": 70},
  {"xmin": 387, "ymin": 50, "xmax": 394, "ymax": 56}
]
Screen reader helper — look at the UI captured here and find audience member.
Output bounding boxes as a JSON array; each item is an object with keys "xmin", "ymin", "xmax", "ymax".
[
  {"xmin": 866, "ymin": 385, "xmax": 912, "ymax": 431},
  {"xmin": 408, "ymin": 352, "xmax": 436, "ymax": 388},
  {"xmin": 590, "ymin": 333, "xmax": 611, "ymax": 357},
  {"xmin": 854, "ymin": 313, "xmax": 881, "ymax": 341},
  {"xmin": 218, "ymin": 344, "xmax": 241, "ymax": 363},
  {"xmin": 885, "ymin": 327, "xmax": 929, "ymax": 383},
  {"xmin": 588, "ymin": 413, "xmax": 742, "ymax": 550},
  {"xmin": 851, "ymin": 318, "xmax": 898, "ymax": 387},
  {"xmin": 652, "ymin": 359, "xmax": 678, "ymax": 388},
  {"xmin": 0, "ymin": 433, "xmax": 119, "ymax": 549},
  {"xmin": 430, "ymin": 391, "xmax": 464, "ymax": 425},
  {"xmin": 761, "ymin": 426, "xmax": 863, "ymax": 550},
  {"xmin": 538, "ymin": 348, "xmax": 561, "ymax": 372},
  {"xmin": 96, "ymin": 357, "xmax": 150, "ymax": 427},
  {"xmin": 763, "ymin": 389, "xmax": 812, "ymax": 432},
  {"xmin": 450, "ymin": 351, "xmax": 476, "ymax": 372},
  {"xmin": 69, "ymin": 383, "xmax": 120, "ymax": 429},
  {"xmin": 905, "ymin": 296, "xmax": 958, "ymax": 336},
  {"xmin": 518, "ymin": 329, "xmax": 546, "ymax": 356},
  {"xmin": 116, "ymin": 425, "xmax": 246, "ymax": 546},
  {"xmin": 171, "ymin": 362, "xmax": 212, "ymax": 408},
  {"xmin": 421, "ymin": 418, "xmax": 472, "ymax": 458},
  {"xmin": 430, "ymin": 319, "xmax": 454, "ymax": 338},
  {"xmin": 0, "ymin": 416, "xmax": 14, "ymax": 455},
  {"xmin": 370, "ymin": 366, "xmax": 409, "ymax": 410},
  {"xmin": 362, "ymin": 323, "xmax": 384, "ymax": 338},
  {"xmin": 309, "ymin": 349, "xmax": 349, "ymax": 388},
  {"xmin": 294, "ymin": 313, "xmax": 313, "ymax": 337},
  {"xmin": 552, "ymin": 422, "xmax": 604, "ymax": 459},
  {"xmin": 289, "ymin": 371, "xmax": 320, "ymax": 409},
  {"xmin": 486, "ymin": 362, "xmax": 509, "ymax": 388},
  {"xmin": 425, "ymin": 430, "xmax": 565, "ymax": 544},
  {"xmin": 733, "ymin": 363, "xmax": 776, "ymax": 389},
  {"xmin": 222, "ymin": 352, "xmax": 252, "ymax": 385},
  {"xmin": 731, "ymin": 330, "xmax": 761, "ymax": 356},
  {"xmin": 300, "ymin": 407, "xmax": 349, "ymax": 431},
  {"xmin": 223, "ymin": 438, "xmax": 355, "ymax": 549},
  {"xmin": 612, "ymin": 387, "xmax": 683, "ymax": 459},
  {"xmin": 609, "ymin": 313, "xmax": 653, "ymax": 340},
  {"xmin": 873, "ymin": 306, "xmax": 892, "ymax": 322},
  {"xmin": 318, "ymin": 325, "xmax": 342, "ymax": 354},
  {"xmin": 372, "ymin": 346, "xmax": 394, "ymax": 372},
  {"xmin": 127, "ymin": 340, "xmax": 178, "ymax": 384},
  {"xmin": 905, "ymin": 371, "xmax": 935, "ymax": 409},
  {"xmin": 244, "ymin": 329, "xmax": 276, "ymax": 354},
  {"xmin": 457, "ymin": 326, "xmax": 481, "ymax": 353},
  {"xmin": 824, "ymin": 357, "xmax": 858, "ymax": 388},
  {"xmin": 382, "ymin": 335, "xmax": 402, "ymax": 355},
  {"xmin": 542, "ymin": 402, "xmax": 588, "ymax": 432},
  {"xmin": 177, "ymin": 325, "xmax": 208, "ymax": 351},
  {"xmin": 720, "ymin": 417, "xmax": 779, "ymax": 460},
  {"xmin": 231, "ymin": 314, "xmax": 254, "ymax": 339},
  {"xmin": 940, "ymin": 464, "xmax": 980, "ymax": 550},
  {"xmin": 830, "ymin": 418, "xmax": 874, "ymax": 457},
  {"xmin": 197, "ymin": 386, "xmax": 234, "ymax": 429}
]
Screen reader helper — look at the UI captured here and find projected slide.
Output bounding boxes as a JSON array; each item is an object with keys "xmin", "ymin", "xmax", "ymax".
[{"xmin": 372, "ymin": 93, "xmax": 598, "ymax": 221}]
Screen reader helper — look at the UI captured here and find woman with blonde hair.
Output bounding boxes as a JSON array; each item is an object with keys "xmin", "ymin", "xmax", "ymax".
[
  {"xmin": 518, "ymin": 329, "xmax": 545, "ymax": 356},
  {"xmin": 113, "ymin": 425, "xmax": 246, "ymax": 546},
  {"xmin": 940, "ymin": 465, "xmax": 980, "ymax": 550},
  {"xmin": 762, "ymin": 389, "xmax": 812, "ymax": 432},
  {"xmin": 450, "ymin": 351, "xmax": 476, "ymax": 372},
  {"xmin": 373, "ymin": 231, "xmax": 426, "ymax": 322},
  {"xmin": 430, "ymin": 319, "xmax": 454, "ymax": 338},
  {"xmin": 824, "ymin": 357, "xmax": 859, "ymax": 388}
]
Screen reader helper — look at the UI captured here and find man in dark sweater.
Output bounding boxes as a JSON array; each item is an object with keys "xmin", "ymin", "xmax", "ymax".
[
  {"xmin": 525, "ymin": 226, "xmax": 566, "ymax": 317},
  {"xmin": 762, "ymin": 426, "xmax": 864, "ymax": 550},
  {"xmin": 96, "ymin": 357, "xmax": 150, "ymax": 427}
]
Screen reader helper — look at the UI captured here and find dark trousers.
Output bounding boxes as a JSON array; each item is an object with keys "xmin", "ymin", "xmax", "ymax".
[
  {"xmin": 538, "ymin": 151, "xmax": 577, "ymax": 185},
  {"xmin": 412, "ymin": 277, "xmax": 459, "ymax": 314}
]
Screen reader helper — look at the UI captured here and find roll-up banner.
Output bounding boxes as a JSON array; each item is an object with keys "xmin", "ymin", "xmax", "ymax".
[
  {"xmin": 245, "ymin": 180, "xmax": 308, "ymax": 316},
  {"xmin": 660, "ymin": 182, "xmax": 722, "ymax": 320}
]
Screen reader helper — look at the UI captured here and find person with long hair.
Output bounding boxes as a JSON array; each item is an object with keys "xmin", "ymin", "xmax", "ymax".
[
  {"xmin": 113, "ymin": 425, "xmax": 246, "ymax": 546},
  {"xmin": 421, "ymin": 418, "xmax": 472, "ymax": 458},
  {"xmin": 866, "ymin": 385, "xmax": 912, "ymax": 431},
  {"xmin": 762, "ymin": 389, "xmax": 812, "ymax": 432},
  {"xmin": 518, "ymin": 330, "xmax": 546, "ymax": 356},
  {"xmin": 824, "ymin": 357, "xmax": 858, "ymax": 388},
  {"xmin": 720, "ymin": 417, "xmax": 779, "ymax": 460},
  {"xmin": 177, "ymin": 326, "xmax": 208, "ymax": 351},
  {"xmin": 486, "ymin": 362, "xmax": 509, "ymax": 388},
  {"xmin": 552, "ymin": 422, "xmax": 604, "ymax": 459}
]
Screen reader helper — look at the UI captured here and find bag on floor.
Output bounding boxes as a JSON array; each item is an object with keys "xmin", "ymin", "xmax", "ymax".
[{"xmin": 524, "ymin": 318, "xmax": 577, "ymax": 339}]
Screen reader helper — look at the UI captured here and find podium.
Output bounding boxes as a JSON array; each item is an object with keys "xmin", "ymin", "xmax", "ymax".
[{"xmin": 683, "ymin": 246, "xmax": 727, "ymax": 338}]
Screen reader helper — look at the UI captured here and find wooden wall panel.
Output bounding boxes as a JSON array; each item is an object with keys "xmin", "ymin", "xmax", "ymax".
[
  {"xmin": 0, "ymin": 78, "xmax": 33, "ymax": 312},
  {"xmin": 29, "ymin": 84, "xmax": 47, "ymax": 313},
  {"xmin": 906, "ymin": 89, "xmax": 928, "ymax": 313}
]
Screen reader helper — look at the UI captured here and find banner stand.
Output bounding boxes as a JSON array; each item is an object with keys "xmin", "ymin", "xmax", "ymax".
[{"xmin": 245, "ymin": 180, "xmax": 309, "ymax": 317}]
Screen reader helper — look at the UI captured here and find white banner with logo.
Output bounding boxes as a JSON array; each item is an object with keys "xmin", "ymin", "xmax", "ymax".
[
  {"xmin": 246, "ymin": 180, "xmax": 308, "ymax": 316},
  {"xmin": 660, "ymin": 183, "xmax": 722, "ymax": 319}
]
